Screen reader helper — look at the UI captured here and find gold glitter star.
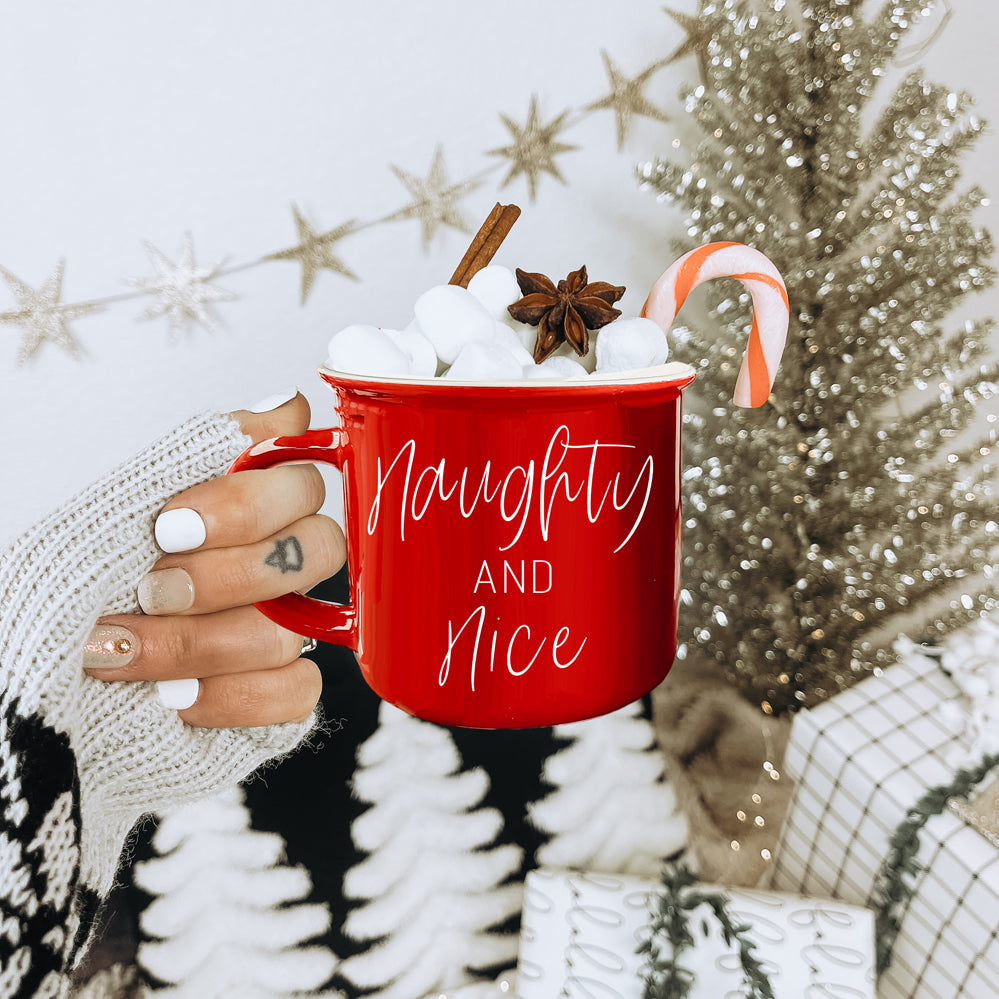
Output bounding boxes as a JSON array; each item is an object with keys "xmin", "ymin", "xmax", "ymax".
[
  {"xmin": 586, "ymin": 51, "xmax": 670, "ymax": 150},
  {"xmin": 268, "ymin": 206, "xmax": 358, "ymax": 304},
  {"xmin": 488, "ymin": 94, "xmax": 577, "ymax": 202},
  {"xmin": 129, "ymin": 234, "xmax": 236, "ymax": 340},
  {"xmin": 663, "ymin": 5, "xmax": 719, "ymax": 84},
  {"xmin": 0, "ymin": 261, "xmax": 101, "ymax": 365},
  {"xmin": 388, "ymin": 145, "xmax": 482, "ymax": 250}
]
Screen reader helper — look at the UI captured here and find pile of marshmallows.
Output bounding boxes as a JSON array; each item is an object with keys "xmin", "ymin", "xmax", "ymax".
[
  {"xmin": 325, "ymin": 241, "xmax": 790, "ymax": 410},
  {"xmin": 326, "ymin": 265, "xmax": 669, "ymax": 382}
]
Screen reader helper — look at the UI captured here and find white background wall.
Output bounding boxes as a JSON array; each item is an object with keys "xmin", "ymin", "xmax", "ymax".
[{"xmin": 1, "ymin": 1, "xmax": 996, "ymax": 545}]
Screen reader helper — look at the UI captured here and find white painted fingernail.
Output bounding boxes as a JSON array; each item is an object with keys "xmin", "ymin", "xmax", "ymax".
[
  {"xmin": 154, "ymin": 508, "xmax": 207, "ymax": 553},
  {"xmin": 247, "ymin": 388, "xmax": 299, "ymax": 413},
  {"xmin": 157, "ymin": 678, "xmax": 200, "ymax": 710}
]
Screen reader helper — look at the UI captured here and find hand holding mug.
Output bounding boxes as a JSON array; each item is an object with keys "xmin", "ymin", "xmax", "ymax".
[
  {"xmin": 232, "ymin": 369, "xmax": 696, "ymax": 729},
  {"xmin": 83, "ymin": 392, "xmax": 346, "ymax": 727}
]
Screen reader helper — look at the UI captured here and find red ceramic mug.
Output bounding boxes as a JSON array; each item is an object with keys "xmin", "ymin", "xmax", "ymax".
[{"xmin": 230, "ymin": 362, "xmax": 696, "ymax": 729}]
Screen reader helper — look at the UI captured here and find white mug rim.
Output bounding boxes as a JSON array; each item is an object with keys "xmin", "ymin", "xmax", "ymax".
[{"xmin": 318, "ymin": 360, "xmax": 697, "ymax": 389}]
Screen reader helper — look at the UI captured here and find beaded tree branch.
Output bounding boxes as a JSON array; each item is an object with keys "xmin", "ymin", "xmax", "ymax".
[{"xmin": 639, "ymin": 0, "xmax": 997, "ymax": 712}]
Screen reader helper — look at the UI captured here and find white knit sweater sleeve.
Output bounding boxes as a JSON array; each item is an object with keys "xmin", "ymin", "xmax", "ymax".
[{"xmin": 0, "ymin": 412, "xmax": 316, "ymax": 997}]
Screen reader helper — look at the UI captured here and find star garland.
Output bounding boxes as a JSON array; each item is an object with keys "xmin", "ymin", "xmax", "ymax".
[
  {"xmin": 0, "ymin": 3, "xmax": 820, "ymax": 363},
  {"xmin": 662, "ymin": 5, "xmax": 720, "ymax": 85},
  {"xmin": 0, "ymin": 261, "xmax": 103, "ymax": 364},
  {"xmin": 488, "ymin": 94, "xmax": 579, "ymax": 202},
  {"xmin": 388, "ymin": 144, "xmax": 483, "ymax": 249},
  {"xmin": 586, "ymin": 51, "xmax": 671, "ymax": 151},
  {"xmin": 266, "ymin": 207, "xmax": 360, "ymax": 304},
  {"xmin": 129, "ymin": 235, "xmax": 236, "ymax": 339}
]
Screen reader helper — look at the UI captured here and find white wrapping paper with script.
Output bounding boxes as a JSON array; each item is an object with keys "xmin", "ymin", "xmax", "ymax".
[
  {"xmin": 770, "ymin": 647, "xmax": 999, "ymax": 999},
  {"xmin": 516, "ymin": 868, "xmax": 875, "ymax": 998}
]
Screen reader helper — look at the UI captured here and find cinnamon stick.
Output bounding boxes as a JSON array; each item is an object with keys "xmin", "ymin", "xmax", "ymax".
[{"xmin": 449, "ymin": 202, "xmax": 521, "ymax": 287}]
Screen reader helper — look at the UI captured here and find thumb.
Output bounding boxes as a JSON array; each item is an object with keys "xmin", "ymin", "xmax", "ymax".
[{"xmin": 230, "ymin": 389, "xmax": 311, "ymax": 444}]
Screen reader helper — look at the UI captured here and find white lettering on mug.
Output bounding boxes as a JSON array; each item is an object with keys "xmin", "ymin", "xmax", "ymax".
[
  {"xmin": 472, "ymin": 559, "xmax": 554, "ymax": 594},
  {"xmin": 552, "ymin": 626, "xmax": 586, "ymax": 668},
  {"xmin": 507, "ymin": 625, "xmax": 544, "ymax": 677},
  {"xmin": 367, "ymin": 426, "xmax": 655, "ymax": 553},
  {"xmin": 473, "ymin": 561, "xmax": 494, "ymax": 593},
  {"xmin": 439, "ymin": 605, "xmax": 587, "ymax": 692},
  {"xmin": 439, "ymin": 605, "xmax": 486, "ymax": 689}
]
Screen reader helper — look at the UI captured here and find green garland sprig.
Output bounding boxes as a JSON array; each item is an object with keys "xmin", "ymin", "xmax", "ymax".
[
  {"xmin": 872, "ymin": 752, "xmax": 999, "ymax": 974},
  {"xmin": 640, "ymin": 861, "xmax": 775, "ymax": 999}
]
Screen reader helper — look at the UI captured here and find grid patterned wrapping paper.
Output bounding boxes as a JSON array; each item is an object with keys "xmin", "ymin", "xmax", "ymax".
[
  {"xmin": 516, "ymin": 868, "xmax": 875, "ymax": 998},
  {"xmin": 770, "ymin": 651, "xmax": 999, "ymax": 999}
]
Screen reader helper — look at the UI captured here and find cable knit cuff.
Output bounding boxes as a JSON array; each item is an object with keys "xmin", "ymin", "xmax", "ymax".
[{"xmin": 0, "ymin": 412, "xmax": 315, "ymax": 895}]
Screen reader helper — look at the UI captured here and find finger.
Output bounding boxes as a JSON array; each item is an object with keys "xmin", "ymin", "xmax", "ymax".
[
  {"xmin": 177, "ymin": 658, "xmax": 323, "ymax": 728},
  {"xmin": 139, "ymin": 514, "xmax": 345, "ymax": 616},
  {"xmin": 233, "ymin": 390, "xmax": 311, "ymax": 444},
  {"xmin": 82, "ymin": 607, "xmax": 305, "ymax": 682},
  {"xmin": 153, "ymin": 389, "xmax": 320, "ymax": 555},
  {"xmin": 154, "ymin": 464, "xmax": 326, "ymax": 552}
]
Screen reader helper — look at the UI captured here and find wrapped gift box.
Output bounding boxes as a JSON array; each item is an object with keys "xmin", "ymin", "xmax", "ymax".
[
  {"xmin": 516, "ymin": 867, "xmax": 875, "ymax": 998},
  {"xmin": 770, "ymin": 648, "xmax": 999, "ymax": 999}
]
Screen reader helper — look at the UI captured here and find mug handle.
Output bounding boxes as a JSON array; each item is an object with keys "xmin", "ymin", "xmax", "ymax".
[{"xmin": 227, "ymin": 427, "xmax": 358, "ymax": 648}]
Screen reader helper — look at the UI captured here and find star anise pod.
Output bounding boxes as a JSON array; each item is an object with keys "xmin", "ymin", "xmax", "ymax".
[{"xmin": 507, "ymin": 265, "xmax": 625, "ymax": 363}]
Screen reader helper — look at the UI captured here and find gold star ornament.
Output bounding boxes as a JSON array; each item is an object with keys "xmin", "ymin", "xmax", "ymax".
[
  {"xmin": 489, "ymin": 94, "xmax": 578, "ymax": 202},
  {"xmin": 129, "ymin": 234, "xmax": 236, "ymax": 339},
  {"xmin": 0, "ymin": 260, "xmax": 102, "ymax": 365},
  {"xmin": 663, "ymin": 5, "xmax": 720, "ymax": 84},
  {"xmin": 586, "ymin": 51, "xmax": 669, "ymax": 150},
  {"xmin": 389, "ymin": 145, "xmax": 482, "ymax": 250},
  {"xmin": 268, "ymin": 206, "xmax": 359, "ymax": 304}
]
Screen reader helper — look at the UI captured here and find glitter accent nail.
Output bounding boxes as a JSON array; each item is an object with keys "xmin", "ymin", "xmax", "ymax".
[
  {"xmin": 83, "ymin": 624, "xmax": 139, "ymax": 671},
  {"xmin": 137, "ymin": 567, "xmax": 195, "ymax": 615}
]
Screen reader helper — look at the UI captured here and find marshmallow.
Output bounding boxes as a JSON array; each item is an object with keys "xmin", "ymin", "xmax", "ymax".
[
  {"xmin": 553, "ymin": 337, "xmax": 599, "ymax": 373},
  {"xmin": 594, "ymin": 317, "xmax": 669, "ymax": 374},
  {"xmin": 497, "ymin": 316, "xmax": 538, "ymax": 355},
  {"xmin": 491, "ymin": 321, "xmax": 534, "ymax": 367},
  {"xmin": 413, "ymin": 284, "xmax": 496, "ymax": 364},
  {"xmin": 443, "ymin": 340, "xmax": 524, "ymax": 381},
  {"xmin": 386, "ymin": 322, "xmax": 439, "ymax": 378},
  {"xmin": 523, "ymin": 355, "xmax": 589, "ymax": 380},
  {"xmin": 328, "ymin": 324, "xmax": 412, "ymax": 378},
  {"xmin": 467, "ymin": 265, "xmax": 522, "ymax": 319}
]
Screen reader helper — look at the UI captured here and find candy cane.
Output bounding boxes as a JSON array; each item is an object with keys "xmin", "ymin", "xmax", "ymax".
[{"xmin": 641, "ymin": 241, "xmax": 789, "ymax": 408}]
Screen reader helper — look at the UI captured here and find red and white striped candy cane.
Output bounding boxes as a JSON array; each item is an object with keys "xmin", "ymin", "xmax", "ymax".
[{"xmin": 641, "ymin": 241, "xmax": 789, "ymax": 408}]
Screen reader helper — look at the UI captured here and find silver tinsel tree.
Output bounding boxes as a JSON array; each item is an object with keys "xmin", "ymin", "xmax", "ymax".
[{"xmin": 640, "ymin": 0, "xmax": 997, "ymax": 713}]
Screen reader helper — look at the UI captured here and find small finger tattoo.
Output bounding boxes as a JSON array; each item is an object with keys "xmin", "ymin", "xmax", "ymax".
[{"xmin": 264, "ymin": 536, "xmax": 304, "ymax": 574}]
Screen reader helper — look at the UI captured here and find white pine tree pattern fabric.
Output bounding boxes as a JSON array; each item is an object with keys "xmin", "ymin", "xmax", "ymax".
[
  {"xmin": 446, "ymin": 972, "xmax": 519, "ymax": 998},
  {"xmin": 530, "ymin": 699, "xmax": 688, "ymax": 875},
  {"xmin": 339, "ymin": 704, "xmax": 522, "ymax": 999},
  {"xmin": 134, "ymin": 788, "xmax": 341, "ymax": 998},
  {"xmin": 0, "ymin": 698, "xmax": 91, "ymax": 999},
  {"xmin": 72, "ymin": 964, "xmax": 138, "ymax": 998}
]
